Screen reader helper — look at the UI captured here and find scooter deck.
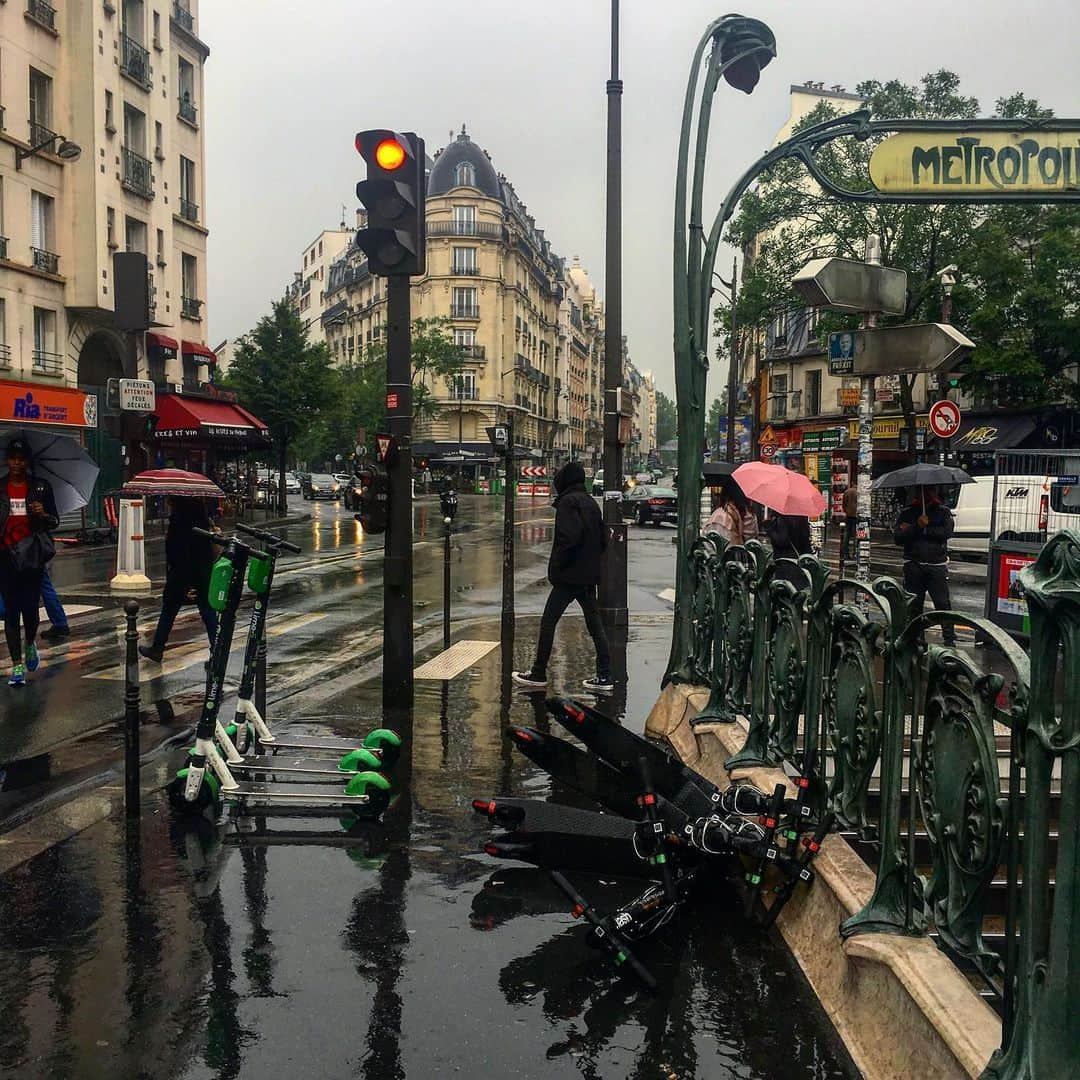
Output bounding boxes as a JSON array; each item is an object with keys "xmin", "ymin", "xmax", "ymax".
[
  {"xmin": 257, "ymin": 733, "xmax": 376, "ymax": 756},
  {"xmin": 226, "ymin": 756, "xmax": 368, "ymax": 781},
  {"xmin": 483, "ymin": 830, "xmax": 662, "ymax": 879},
  {"xmin": 473, "ymin": 796, "xmax": 637, "ymax": 839},
  {"xmin": 222, "ymin": 780, "xmax": 380, "ymax": 807}
]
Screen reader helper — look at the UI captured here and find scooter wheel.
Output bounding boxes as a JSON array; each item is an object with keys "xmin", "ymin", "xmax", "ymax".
[
  {"xmin": 168, "ymin": 768, "xmax": 221, "ymax": 817},
  {"xmin": 363, "ymin": 728, "xmax": 403, "ymax": 770},
  {"xmin": 342, "ymin": 770, "xmax": 393, "ymax": 817}
]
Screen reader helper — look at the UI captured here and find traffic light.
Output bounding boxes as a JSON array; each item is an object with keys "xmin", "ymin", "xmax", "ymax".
[
  {"xmin": 354, "ymin": 130, "xmax": 426, "ymax": 277},
  {"xmin": 354, "ymin": 464, "xmax": 389, "ymax": 535}
]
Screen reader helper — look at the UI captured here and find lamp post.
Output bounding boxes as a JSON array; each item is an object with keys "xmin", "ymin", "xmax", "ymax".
[{"xmin": 15, "ymin": 134, "xmax": 81, "ymax": 171}]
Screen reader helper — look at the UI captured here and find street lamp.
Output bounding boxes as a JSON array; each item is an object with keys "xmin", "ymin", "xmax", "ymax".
[{"xmin": 16, "ymin": 135, "xmax": 81, "ymax": 171}]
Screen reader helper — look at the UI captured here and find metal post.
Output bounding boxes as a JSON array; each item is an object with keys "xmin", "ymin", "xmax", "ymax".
[
  {"xmin": 599, "ymin": 0, "xmax": 628, "ymax": 632},
  {"xmin": 123, "ymin": 599, "xmax": 141, "ymax": 818},
  {"xmin": 725, "ymin": 256, "xmax": 739, "ymax": 463},
  {"xmin": 501, "ymin": 412, "xmax": 516, "ymax": 646},
  {"xmin": 938, "ymin": 279, "xmax": 954, "ymax": 466},
  {"xmin": 856, "ymin": 235, "xmax": 880, "ymax": 588},
  {"xmin": 443, "ymin": 517, "xmax": 452, "ymax": 651},
  {"xmin": 383, "ymin": 276, "xmax": 414, "ymax": 710}
]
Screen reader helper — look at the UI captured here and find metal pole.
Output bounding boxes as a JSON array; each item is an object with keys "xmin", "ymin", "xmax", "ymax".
[
  {"xmin": 725, "ymin": 256, "xmax": 739, "ymax": 463},
  {"xmin": 599, "ymin": 0, "xmax": 628, "ymax": 631},
  {"xmin": 856, "ymin": 235, "xmax": 880, "ymax": 588},
  {"xmin": 501, "ymin": 412, "xmax": 515, "ymax": 646},
  {"xmin": 383, "ymin": 276, "xmax": 414, "ymax": 710},
  {"xmin": 938, "ymin": 284, "xmax": 954, "ymax": 466},
  {"xmin": 443, "ymin": 517, "xmax": 452, "ymax": 651},
  {"xmin": 123, "ymin": 599, "xmax": 141, "ymax": 818}
]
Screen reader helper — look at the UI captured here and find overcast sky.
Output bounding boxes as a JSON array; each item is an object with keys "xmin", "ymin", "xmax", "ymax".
[{"xmin": 201, "ymin": 0, "xmax": 1080, "ymax": 402}]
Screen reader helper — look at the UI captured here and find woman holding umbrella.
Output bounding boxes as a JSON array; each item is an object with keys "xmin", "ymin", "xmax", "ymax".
[{"xmin": 0, "ymin": 437, "xmax": 59, "ymax": 686}]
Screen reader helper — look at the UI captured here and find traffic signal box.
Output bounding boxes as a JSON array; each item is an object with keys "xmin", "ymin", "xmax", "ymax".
[
  {"xmin": 354, "ymin": 130, "xmax": 426, "ymax": 277},
  {"xmin": 354, "ymin": 464, "xmax": 389, "ymax": 535}
]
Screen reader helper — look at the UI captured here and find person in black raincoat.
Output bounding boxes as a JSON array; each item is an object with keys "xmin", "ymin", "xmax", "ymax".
[{"xmin": 513, "ymin": 461, "xmax": 612, "ymax": 692}]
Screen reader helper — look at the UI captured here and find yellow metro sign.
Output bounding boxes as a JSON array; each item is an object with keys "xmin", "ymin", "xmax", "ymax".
[{"xmin": 869, "ymin": 130, "xmax": 1080, "ymax": 195}]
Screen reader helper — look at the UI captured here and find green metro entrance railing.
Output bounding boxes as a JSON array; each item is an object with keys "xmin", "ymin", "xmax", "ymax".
[{"xmin": 688, "ymin": 529, "xmax": 1078, "ymax": 1079}]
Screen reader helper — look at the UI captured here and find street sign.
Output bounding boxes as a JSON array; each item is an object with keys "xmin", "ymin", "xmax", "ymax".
[
  {"xmin": 107, "ymin": 378, "xmax": 156, "ymax": 413},
  {"xmin": 851, "ymin": 323, "xmax": 975, "ymax": 376},
  {"xmin": 375, "ymin": 433, "xmax": 397, "ymax": 464},
  {"xmin": 486, "ymin": 424, "xmax": 510, "ymax": 453},
  {"xmin": 759, "ymin": 443, "xmax": 777, "ymax": 460},
  {"xmin": 828, "ymin": 332, "xmax": 856, "ymax": 375},
  {"xmin": 520, "ymin": 465, "xmax": 547, "ymax": 478},
  {"xmin": 793, "ymin": 257, "xmax": 908, "ymax": 316},
  {"xmin": 929, "ymin": 399, "xmax": 962, "ymax": 439}
]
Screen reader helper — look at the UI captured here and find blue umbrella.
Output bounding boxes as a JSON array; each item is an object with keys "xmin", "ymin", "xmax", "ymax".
[{"xmin": 0, "ymin": 428, "xmax": 100, "ymax": 514}]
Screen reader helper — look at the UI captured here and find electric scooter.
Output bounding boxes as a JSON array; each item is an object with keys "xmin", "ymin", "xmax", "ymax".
[
  {"xmin": 168, "ymin": 529, "xmax": 391, "ymax": 818},
  {"xmin": 206, "ymin": 522, "xmax": 402, "ymax": 779}
]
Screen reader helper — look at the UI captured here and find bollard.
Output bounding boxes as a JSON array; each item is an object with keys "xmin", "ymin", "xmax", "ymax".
[
  {"xmin": 123, "ymin": 599, "xmax": 141, "ymax": 818},
  {"xmin": 443, "ymin": 516, "xmax": 452, "ymax": 651},
  {"xmin": 838, "ymin": 519, "xmax": 847, "ymax": 580}
]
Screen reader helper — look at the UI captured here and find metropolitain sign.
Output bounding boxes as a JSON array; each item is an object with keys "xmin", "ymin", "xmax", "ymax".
[{"xmin": 869, "ymin": 129, "xmax": 1080, "ymax": 195}]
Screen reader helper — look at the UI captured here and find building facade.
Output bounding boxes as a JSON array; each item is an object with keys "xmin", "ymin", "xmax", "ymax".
[
  {"xmin": 286, "ymin": 223, "xmax": 352, "ymax": 345},
  {"xmin": 0, "ymin": 0, "xmax": 212, "ymax": 512},
  {"xmin": 320, "ymin": 129, "xmax": 618, "ymax": 471}
]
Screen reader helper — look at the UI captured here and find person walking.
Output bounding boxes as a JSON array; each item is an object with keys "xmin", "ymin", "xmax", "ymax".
[
  {"xmin": 704, "ymin": 487, "xmax": 744, "ymax": 544},
  {"xmin": 0, "ymin": 437, "xmax": 59, "ymax": 686},
  {"xmin": 139, "ymin": 496, "xmax": 218, "ymax": 662},
  {"xmin": 841, "ymin": 481, "xmax": 858, "ymax": 561},
  {"xmin": 513, "ymin": 461, "xmax": 612, "ymax": 692},
  {"xmin": 765, "ymin": 510, "xmax": 813, "ymax": 587},
  {"xmin": 0, "ymin": 567, "xmax": 71, "ymax": 640},
  {"xmin": 893, "ymin": 485, "xmax": 956, "ymax": 645}
]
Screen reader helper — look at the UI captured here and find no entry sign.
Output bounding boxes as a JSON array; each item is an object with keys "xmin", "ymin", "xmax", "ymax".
[{"xmin": 929, "ymin": 399, "xmax": 962, "ymax": 439}]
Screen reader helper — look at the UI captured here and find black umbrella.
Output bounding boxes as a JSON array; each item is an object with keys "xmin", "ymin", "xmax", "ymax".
[{"xmin": 871, "ymin": 463, "xmax": 973, "ymax": 491}]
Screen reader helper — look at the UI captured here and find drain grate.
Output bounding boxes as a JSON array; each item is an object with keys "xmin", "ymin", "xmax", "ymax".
[{"xmin": 414, "ymin": 639, "xmax": 500, "ymax": 680}]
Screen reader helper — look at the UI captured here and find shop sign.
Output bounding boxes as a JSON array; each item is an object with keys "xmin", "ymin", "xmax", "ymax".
[
  {"xmin": 0, "ymin": 380, "xmax": 98, "ymax": 429},
  {"xmin": 839, "ymin": 388, "xmax": 860, "ymax": 407},
  {"xmin": 850, "ymin": 415, "xmax": 930, "ymax": 441}
]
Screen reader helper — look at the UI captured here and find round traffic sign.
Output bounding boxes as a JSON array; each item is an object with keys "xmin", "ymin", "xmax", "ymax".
[
  {"xmin": 929, "ymin": 399, "xmax": 961, "ymax": 439},
  {"xmin": 759, "ymin": 443, "xmax": 777, "ymax": 460}
]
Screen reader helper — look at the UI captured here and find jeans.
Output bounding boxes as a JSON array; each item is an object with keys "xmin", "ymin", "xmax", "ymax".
[
  {"xmin": 0, "ymin": 567, "xmax": 43, "ymax": 664},
  {"xmin": 903, "ymin": 561, "xmax": 956, "ymax": 643},
  {"xmin": 152, "ymin": 585, "xmax": 218, "ymax": 650},
  {"xmin": 842, "ymin": 515, "xmax": 857, "ymax": 560},
  {"xmin": 0, "ymin": 568, "xmax": 68, "ymax": 630},
  {"xmin": 532, "ymin": 583, "xmax": 611, "ymax": 678}
]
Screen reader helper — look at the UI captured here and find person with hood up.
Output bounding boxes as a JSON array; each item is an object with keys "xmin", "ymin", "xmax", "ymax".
[{"xmin": 513, "ymin": 461, "xmax": 613, "ymax": 692}]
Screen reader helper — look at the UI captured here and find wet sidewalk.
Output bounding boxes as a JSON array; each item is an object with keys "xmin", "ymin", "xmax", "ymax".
[{"xmin": 0, "ymin": 613, "xmax": 856, "ymax": 1079}]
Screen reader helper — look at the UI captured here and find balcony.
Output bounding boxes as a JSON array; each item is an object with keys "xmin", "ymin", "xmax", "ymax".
[
  {"xmin": 26, "ymin": 0, "xmax": 56, "ymax": 31},
  {"xmin": 31, "ymin": 247, "xmax": 59, "ymax": 274},
  {"xmin": 429, "ymin": 220, "xmax": 505, "ymax": 240},
  {"xmin": 0, "ymin": 344, "xmax": 11, "ymax": 368},
  {"xmin": 121, "ymin": 34, "xmax": 153, "ymax": 90},
  {"xmin": 0, "ymin": 237, "xmax": 7, "ymax": 260},
  {"xmin": 181, "ymin": 295, "xmax": 202, "ymax": 319},
  {"xmin": 451, "ymin": 264, "xmax": 480, "ymax": 276},
  {"xmin": 32, "ymin": 350, "xmax": 63, "ymax": 376},
  {"xmin": 179, "ymin": 197, "xmax": 199, "ymax": 223},
  {"xmin": 178, "ymin": 95, "xmax": 197, "ymax": 126},
  {"xmin": 458, "ymin": 344, "xmax": 486, "ymax": 361},
  {"xmin": 122, "ymin": 146, "xmax": 154, "ymax": 198},
  {"xmin": 450, "ymin": 303, "xmax": 479, "ymax": 319},
  {"xmin": 29, "ymin": 121, "xmax": 57, "ymax": 154},
  {"xmin": 450, "ymin": 386, "xmax": 480, "ymax": 402},
  {"xmin": 173, "ymin": 2, "xmax": 194, "ymax": 32}
]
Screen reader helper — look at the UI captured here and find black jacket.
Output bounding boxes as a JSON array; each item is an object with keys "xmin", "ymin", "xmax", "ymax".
[
  {"xmin": 0, "ymin": 475, "xmax": 59, "ymax": 542},
  {"xmin": 893, "ymin": 501, "xmax": 953, "ymax": 564},
  {"xmin": 765, "ymin": 513, "xmax": 812, "ymax": 560},
  {"xmin": 164, "ymin": 505, "xmax": 215, "ymax": 595},
  {"xmin": 548, "ymin": 462, "xmax": 606, "ymax": 587}
]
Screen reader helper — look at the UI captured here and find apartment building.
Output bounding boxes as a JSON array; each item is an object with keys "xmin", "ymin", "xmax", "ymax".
[
  {"xmin": 286, "ymin": 224, "xmax": 352, "ymax": 345},
  {"xmin": 0, "ymin": 0, "xmax": 211, "ymax": 504}
]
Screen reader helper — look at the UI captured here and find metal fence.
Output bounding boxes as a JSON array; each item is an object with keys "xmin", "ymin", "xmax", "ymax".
[{"xmin": 686, "ymin": 531, "xmax": 1077, "ymax": 1079}]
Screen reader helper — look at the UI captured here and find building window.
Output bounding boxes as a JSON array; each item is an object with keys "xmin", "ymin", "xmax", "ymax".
[
  {"xmin": 318, "ymin": 240, "xmax": 323, "ymax": 256},
  {"xmin": 123, "ymin": 102, "xmax": 147, "ymax": 155},
  {"xmin": 107, "ymin": 207, "xmax": 117, "ymax": 248},
  {"xmin": 454, "ymin": 329, "xmax": 476, "ymax": 348},
  {"xmin": 178, "ymin": 57, "xmax": 197, "ymax": 124},
  {"xmin": 452, "ymin": 247, "xmax": 477, "ymax": 274},
  {"xmin": 30, "ymin": 190, "xmax": 55, "ymax": 261},
  {"xmin": 156, "ymin": 228, "xmax": 165, "ymax": 266},
  {"xmin": 28, "ymin": 68, "xmax": 53, "ymax": 147},
  {"xmin": 0, "ymin": 299, "xmax": 8, "ymax": 366},
  {"xmin": 105, "ymin": 90, "xmax": 116, "ymax": 132},
  {"xmin": 125, "ymin": 215, "xmax": 147, "ymax": 254},
  {"xmin": 452, "ymin": 205, "xmax": 475, "ymax": 235},
  {"xmin": 152, "ymin": 9, "xmax": 161, "ymax": 46},
  {"xmin": 33, "ymin": 307, "xmax": 59, "ymax": 373},
  {"xmin": 454, "ymin": 161, "xmax": 476, "ymax": 188},
  {"xmin": 154, "ymin": 120, "xmax": 163, "ymax": 158},
  {"xmin": 769, "ymin": 372, "xmax": 788, "ymax": 420},
  {"xmin": 181, "ymin": 252, "xmax": 200, "ymax": 317},
  {"xmin": 451, "ymin": 371, "xmax": 477, "ymax": 399},
  {"xmin": 451, "ymin": 286, "xmax": 477, "ymax": 318},
  {"xmin": 806, "ymin": 369, "xmax": 822, "ymax": 416},
  {"xmin": 179, "ymin": 155, "xmax": 197, "ymax": 221}
]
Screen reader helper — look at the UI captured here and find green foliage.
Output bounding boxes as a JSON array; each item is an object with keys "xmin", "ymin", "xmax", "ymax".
[
  {"xmin": 714, "ymin": 70, "xmax": 1080, "ymax": 410},
  {"xmin": 707, "ymin": 395, "xmax": 726, "ymax": 437},
  {"xmin": 655, "ymin": 391, "xmax": 677, "ymax": 446}
]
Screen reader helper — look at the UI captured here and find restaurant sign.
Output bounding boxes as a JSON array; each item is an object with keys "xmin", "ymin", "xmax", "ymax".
[{"xmin": 870, "ymin": 129, "xmax": 1080, "ymax": 196}]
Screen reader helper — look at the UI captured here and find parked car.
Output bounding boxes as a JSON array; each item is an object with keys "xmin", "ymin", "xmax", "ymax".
[
  {"xmin": 592, "ymin": 469, "xmax": 604, "ymax": 496},
  {"xmin": 307, "ymin": 473, "xmax": 341, "ymax": 500},
  {"xmin": 284, "ymin": 474, "xmax": 302, "ymax": 495},
  {"xmin": 622, "ymin": 484, "xmax": 677, "ymax": 526}
]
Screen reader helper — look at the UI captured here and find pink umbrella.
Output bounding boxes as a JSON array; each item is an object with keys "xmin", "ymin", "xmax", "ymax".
[
  {"xmin": 733, "ymin": 461, "xmax": 827, "ymax": 517},
  {"xmin": 119, "ymin": 468, "xmax": 224, "ymax": 498}
]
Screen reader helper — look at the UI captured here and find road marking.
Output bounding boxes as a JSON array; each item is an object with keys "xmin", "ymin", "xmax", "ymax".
[
  {"xmin": 415, "ymin": 639, "xmax": 499, "ymax": 679},
  {"xmin": 39, "ymin": 603, "xmax": 100, "ymax": 622},
  {"xmin": 658, "ymin": 588, "xmax": 676, "ymax": 603},
  {"xmin": 84, "ymin": 612, "xmax": 326, "ymax": 680}
]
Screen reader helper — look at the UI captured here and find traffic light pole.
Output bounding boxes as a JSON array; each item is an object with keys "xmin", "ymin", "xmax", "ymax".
[
  {"xmin": 855, "ymin": 235, "xmax": 880, "ymax": 589},
  {"xmin": 383, "ymin": 276, "xmax": 413, "ymax": 709},
  {"xmin": 501, "ymin": 411, "xmax": 515, "ymax": 649},
  {"xmin": 599, "ymin": 0, "xmax": 628, "ymax": 636}
]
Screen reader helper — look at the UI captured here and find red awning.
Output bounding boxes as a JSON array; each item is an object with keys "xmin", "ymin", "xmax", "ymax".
[
  {"xmin": 181, "ymin": 340, "xmax": 217, "ymax": 363},
  {"xmin": 147, "ymin": 332, "xmax": 179, "ymax": 352},
  {"xmin": 153, "ymin": 394, "xmax": 270, "ymax": 445}
]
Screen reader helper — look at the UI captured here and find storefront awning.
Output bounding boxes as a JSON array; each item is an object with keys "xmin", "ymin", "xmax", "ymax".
[
  {"xmin": 153, "ymin": 394, "xmax": 270, "ymax": 446},
  {"xmin": 147, "ymin": 332, "xmax": 179, "ymax": 355},
  {"xmin": 951, "ymin": 415, "xmax": 1036, "ymax": 453},
  {"xmin": 181, "ymin": 340, "xmax": 217, "ymax": 364}
]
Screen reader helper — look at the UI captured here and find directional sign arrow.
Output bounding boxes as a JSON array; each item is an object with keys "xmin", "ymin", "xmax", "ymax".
[
  {"xmin": 792, "ymin": 257, "xmax": 908, "ymax": 316},
  {"xmin": 851, "ymin": 323, "xmax": 975, "ymax": 376}
]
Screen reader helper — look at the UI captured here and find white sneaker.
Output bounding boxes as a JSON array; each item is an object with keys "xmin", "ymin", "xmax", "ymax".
[{"xmin": 511, "ymin": 671, "xmax": 547, "ymax": 689}]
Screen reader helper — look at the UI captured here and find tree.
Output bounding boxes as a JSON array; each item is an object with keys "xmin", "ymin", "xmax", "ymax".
[
  {"xmin": 714, "ymin": 71, "xmax": 1080, "ymax": 457},
  {"xmin": 707, "ymin": 395, "xmax": 726, "ymax": 453},
  {"xmin": 224, "ymin": 299, "xmax": 335, "ymax": 513},
  {"xmin": 655, "ymin": 391, "xmax": 677, "ymax": 446}
]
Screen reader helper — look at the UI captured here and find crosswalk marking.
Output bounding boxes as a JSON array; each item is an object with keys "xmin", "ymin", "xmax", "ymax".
[{"xmin": 414, "ymin": 639, "xmax": 499, "ymax": 679}]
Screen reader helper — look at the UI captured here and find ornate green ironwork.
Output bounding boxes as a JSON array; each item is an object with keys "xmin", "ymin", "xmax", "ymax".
[
  {"xmin": 766, "ymin": 577, "xmax": 807, "ymax": 762},
  {"xmin": 689, "ymin": 536, "xmax": 718, "ymax": 685}
]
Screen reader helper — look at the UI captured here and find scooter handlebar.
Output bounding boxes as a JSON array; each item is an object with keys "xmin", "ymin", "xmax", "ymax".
[
  {"xmin": 236, "ymin": 521, "xmax": 301, "ymax": 554},
  {"xmin": 192, "ymin": 527, "xmax": 270, "ymax": 560}
]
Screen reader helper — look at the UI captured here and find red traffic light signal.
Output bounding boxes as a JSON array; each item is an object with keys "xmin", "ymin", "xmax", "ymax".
[{"xmin": 354, "ymin": 129, "xmax": 426, "ymax": 277}]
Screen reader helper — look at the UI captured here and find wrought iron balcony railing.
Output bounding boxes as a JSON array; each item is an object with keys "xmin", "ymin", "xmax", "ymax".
[
  {"xmin": 29, "ymin": 121, "xmax": 57, "ymax": 154},
  {"xmin": 451, "ymin": 264, "xmax": 480, "ymax": 276},
  {"xmin": 0, "ymin": 344, "xmax": 12, "ymax": 367},
  {"xmin": 179, "ymin": 198, "xmax": 199, "ymax": 223},
  {"xmin": 173, "ymin": 2, "xmax": 194, "ymax": 32},
  {"xmin": 0, "ymin": 236, "xmax": 8, "ymax": 260},
  {"xmin": 122, "ymin": 146, "xmax": 154, "ymax": 198},
  {"xmin": 120, "ymin": 34, "xmax": 153, "ymax": 90},
  {"xmin": 178, "ymin": 96, "xmax": 197, "ymax": 125},
  {"xmin": 428, "ymin": 220, "xmax": 505, "ymax": 240},
  {"xmin": 450, "ymin": 303, "xmax": 479, "ymax": 319},
  {"xmin": 32, "ymin": 349, "xmax": 63, "ymax": 375},
  {"xmin": 458, "ymin": 344, "xmax": 486, "ymax": 361},
  {"xmin": 450, "ymin": 386, "xmax": 480, "ymax": 401},
  {"xmin": 31, "ymin": 247, "xmax": 59, "ymax": 274},
  {"xmin": 181, "ymin": 295, "xmax": 202, "ymax": 319},
  {"xmin": 26, "ymin": 0, "xmax": 56, "ymax": 31}
]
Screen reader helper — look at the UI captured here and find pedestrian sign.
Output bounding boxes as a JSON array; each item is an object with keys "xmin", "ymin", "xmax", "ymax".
[{"xmin": 828, "ymin": 333, "xmax": 856, "ymax": 375}]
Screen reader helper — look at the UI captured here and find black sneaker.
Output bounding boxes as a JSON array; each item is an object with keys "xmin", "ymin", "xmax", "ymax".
[
  {"xmin": 139, "ymin": 645, "xmax": 164, "ymax": 663},
  {"xmin": 41, "ymin": 625, "xmax": 71, "ymax": 643},
  {"xmin": 582, "ymin": 675, "xmax": 615, "ymax": 693},
  {"xmin": 511, "ymin": 671, "xmax": 547, "ymax": 689}
]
